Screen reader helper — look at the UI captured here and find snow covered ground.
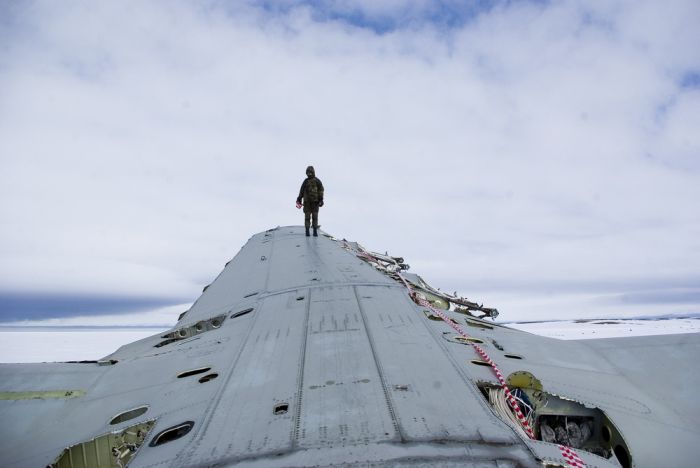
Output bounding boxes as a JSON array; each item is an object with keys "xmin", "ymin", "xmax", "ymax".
[
  {"xmin": 507, "ymin": 317, "xmax": 700, "ymax": 339},
  {"xmin": 0, "ymin": 327, "xmax": 168, "ymax": 363},
  {"xmin": 1, "ymin": 312, "xmax": 698, "ymax": 363},
  {"xmin": 0, "ymin": 304, "xmax": 182, "ymax": 363}
]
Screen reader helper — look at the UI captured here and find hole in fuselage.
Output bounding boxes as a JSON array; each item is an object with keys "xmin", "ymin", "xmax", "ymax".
[
  {"xmin": 455, "ymin": 336, "xmax": 484, "ymax": 344},
  {"xmin": 504, "ymin": 354, "xmax": 523, "ymax": 359},
  {"xmin": 466, "ymin": 319, "xmax": 494, "ymax": 330},
  {"xmin": 274, "ymin": 403, "xmax": 289, "ymax": 415},
  {"xmin": 477, "ymin": 382, "xmax": 630, "ymax": 462},
  {"xmin": 231, "ymin": 308, "xmax": 254, "ymax": 319},
  {"xmin": 424, "ymin": 311, "xmax": 457, "ymax": 324},
  {"xmin": 470, "ymin": 360, "xmax": 491, "ymax": 367},
  {"xmin": 149, "ymin": 421, "xmax": 194, "ymax": 447},
  {"xmin": 198, "ymin": 373, "xmax": 219, "ymax": 383},
  {"xmin": 109, "ymin": 406, "xmax": 149, "ymax": 425},
  {"xmin": 177, "ymin": 367, "xmax": 212, "ymax": 379},
  {"xmin": 614, "ymin": 444, "xmax": 631, "ymax": 468}
]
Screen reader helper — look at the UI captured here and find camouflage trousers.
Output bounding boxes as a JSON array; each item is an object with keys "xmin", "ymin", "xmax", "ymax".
[{"xmin": 304, "ymin": 206, "xmax": 319, "ymax": 229}]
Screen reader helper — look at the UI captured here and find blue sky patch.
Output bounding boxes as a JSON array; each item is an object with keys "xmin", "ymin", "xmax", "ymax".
[
  {"xmin": 0, "ymin": 293, "xmax": 189, "ymax": 322},
  {"xmin": 680, "ymin": 70, "xmax": 700, "ymax": 89},
  {"xmin": 254, "ymin": 0, "xmax": 518, "ymax": 33}
]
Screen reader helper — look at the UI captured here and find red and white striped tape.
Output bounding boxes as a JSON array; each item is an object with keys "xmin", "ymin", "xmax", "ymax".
[
  {"xmin": 558, "ymin": 444, "xmax": 586, "ymax": 468},
  {"xmin": 347, "ymin": 245, "xmax": 587, "ymax": 467},
  {"xmin": 399, "ymin": 278, "xmax": 536, "ymax": 440}
]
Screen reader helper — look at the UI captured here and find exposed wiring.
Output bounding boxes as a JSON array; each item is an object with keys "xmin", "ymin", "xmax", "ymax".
[{"xmin": 488, "ymin": 387, "xmax": 535, "ymax": 439}]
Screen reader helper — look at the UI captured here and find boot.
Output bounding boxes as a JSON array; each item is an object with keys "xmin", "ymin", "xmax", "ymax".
[
  {"xmin": 313, "ymin": 227, "xmax": 318, "ymax": 237},
  {"xmin": 305, "ymin": 227, "xmax": 310, "ymax": 237}
]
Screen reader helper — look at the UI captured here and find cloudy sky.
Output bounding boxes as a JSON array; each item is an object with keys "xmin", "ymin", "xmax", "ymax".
[{"xmin": 1, "ymin": 0, "xmax": 699, "ymax": 323}]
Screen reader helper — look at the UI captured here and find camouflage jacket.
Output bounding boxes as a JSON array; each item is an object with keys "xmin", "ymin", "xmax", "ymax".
[{"xmin": 297, "ymin": 177, "xmax": 324, "ymax": 206}]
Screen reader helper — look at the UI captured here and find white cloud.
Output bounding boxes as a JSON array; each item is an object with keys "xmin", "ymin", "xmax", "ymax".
[{"xmin": 0, "ymin": 0, "xmax": 698, "ymax": 321}]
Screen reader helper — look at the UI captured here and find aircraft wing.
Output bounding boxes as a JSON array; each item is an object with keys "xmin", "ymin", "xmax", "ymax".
[
  {"xmin": 572, "ymin": 333, "xmax": 700, "ymax": 460},
  {"xmin": 1, "ymin": 226, "xmax": 698, "ymax": 467}
]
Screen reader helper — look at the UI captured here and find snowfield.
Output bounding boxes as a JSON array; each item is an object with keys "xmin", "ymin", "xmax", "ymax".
[{"xmin": 1, "ymin": 316, "xmax": 698, "ymax": 363}]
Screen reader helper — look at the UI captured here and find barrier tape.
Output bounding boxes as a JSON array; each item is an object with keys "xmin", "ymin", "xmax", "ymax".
[
  {"xmin": 396, "ymin": 273, "xmax": 536, "ymax": 440},
  {"xmin": 558, "ymin": 444, "xmax": 586, "ymax": 468},
  {"xmin": 343, "ymin": 242, "xmax": 587, "ymax": 467}
]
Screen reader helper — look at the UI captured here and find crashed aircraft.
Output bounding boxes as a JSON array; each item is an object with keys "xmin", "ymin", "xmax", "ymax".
[{"xmin": 1, "ymin": 226, "xmax": 698, "ymax": 467}]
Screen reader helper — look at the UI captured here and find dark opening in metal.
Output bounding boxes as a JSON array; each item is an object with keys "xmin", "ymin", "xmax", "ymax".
[
  {"xmin": 466, "ymin": 320, "xmax": 494, "ymax": 330},
  {"xmin": 231, "ymin": 308, "xmax": 254, "ymax": 319},
  {"xmin": 109, "ymin": 405, "xmax": 149, "ymax": 425},
  {"xmin": 198, "ymin": 373, "xmax": 219, "ymax": 383},
  {"xmin": 154, "ymin": 338, "xmax": 180, "ymax": 348},
  {"xmin": 602, "ymin": 425, "xmax": 612, "ymax": 442},
  {"xmin": 455, "ymin": 336, "xmax": 484, "ymax": 344},
  {"xmin": 177, "ymin": 367, "xmax": 212, "ymax": 379},
  {"xmin": 243, "ymin": 292, "xmax": 258, "ymax": 298},
  {"xmin": 424, "ymin": 311, "xmax": 457, "ymax": 324},
  {"xmin": 470, "ymin": 360, "xmax": 491, "ymax": 367},
  {"xmin": 53, "ymin": 420, "xmax": 155, "ymax": 467},
  {"xmin": 149, "ymin": 421, "xmax": 194, "ymax": 447},
  {"xmin": 614, "ymin": 444, "xmax": 631, "ymax": 468},
  {"xmin": 65, "ymin": 359, "xmax": 117, "ymax": 366},
  {"xmin": 274, "ymin": 403, "xmax": 289, "ymax": 415},
  {"xmin": 504, "ymin": 354, "xmax": 523, "ymax": 360}
]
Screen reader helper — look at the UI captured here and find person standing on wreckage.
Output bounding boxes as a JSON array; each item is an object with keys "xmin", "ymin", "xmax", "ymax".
[{"xmin": 296, "ymin": 166, "xmax": 324, "ymax": 237}]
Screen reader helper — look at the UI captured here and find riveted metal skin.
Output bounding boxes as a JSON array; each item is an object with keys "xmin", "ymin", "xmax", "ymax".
[{"xmin": 0, "ymin": 226, "xmax": 698, "ymax": 467}]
